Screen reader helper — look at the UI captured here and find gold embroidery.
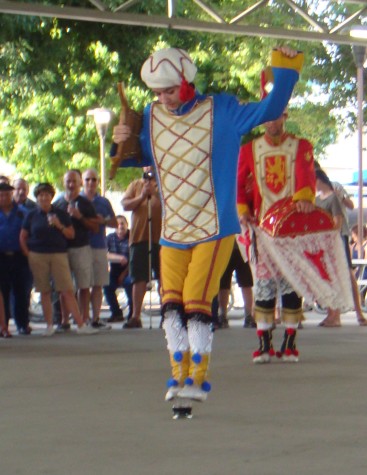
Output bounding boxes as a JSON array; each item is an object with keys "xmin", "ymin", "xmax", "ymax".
[
  {"xmin": 265, "ymin": 155, "xmax": 286, "ymax": 193},
  {"xmin": 151, "ymin": 99, "xmax": 218, "ymax": 243},
  {"xmin": 254, "ymin": 135, "xmax": 298, "ymax": 220}
]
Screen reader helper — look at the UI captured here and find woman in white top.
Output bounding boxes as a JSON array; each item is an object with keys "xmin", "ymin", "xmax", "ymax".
[{"xmin": 316, "ymin": 169, "xmax": 367, "ymax": 327}]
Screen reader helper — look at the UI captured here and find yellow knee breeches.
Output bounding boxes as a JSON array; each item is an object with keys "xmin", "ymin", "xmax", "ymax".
[{"xmin": 161, "ymin": 236, "xmax": 235, "ymax": 316}]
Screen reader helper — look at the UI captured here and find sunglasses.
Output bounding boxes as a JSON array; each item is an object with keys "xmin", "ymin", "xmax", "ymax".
[{"xmin": 85, "ymin": 177, "xmax": 97, "ymax": 182}]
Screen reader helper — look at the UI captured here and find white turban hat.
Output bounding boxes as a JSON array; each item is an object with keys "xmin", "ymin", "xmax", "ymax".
[{"xmin": 141, "ymin": 48, "xmax": 197, "ymax": 89}]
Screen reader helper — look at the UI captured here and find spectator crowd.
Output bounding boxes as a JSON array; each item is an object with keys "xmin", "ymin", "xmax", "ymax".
[
  {"xmin": 0, "ymin": 168, "xmax": 161, "ymax": 338},
  {"xmin": 0, "ymin": 161, "xmax": 366, "ymax": 341}
]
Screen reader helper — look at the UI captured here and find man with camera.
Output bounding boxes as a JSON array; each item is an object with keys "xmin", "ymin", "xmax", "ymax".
[{"xmin": 121, "ymin": 167, "xmax": 161, "ymax": 329}]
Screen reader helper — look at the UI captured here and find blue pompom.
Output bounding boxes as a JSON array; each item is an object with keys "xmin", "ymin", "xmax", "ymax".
[
  {"xmin": 173, "ymin": 351, "xmax": 183, "ymax": 362},
  {"xmin": 201, "ymin": 381, "xmax": 211, "ymax": 392},
  {"xmin": 167, "ymin": 378, "xmax": 179, "ymax": 388},
  {"xmin": 184, "ymin": 377, "xmax": 194, "ymax": 386},
  {"xmin": 191, "ymin": 353, "xmax": 202, "ymax": 364}
]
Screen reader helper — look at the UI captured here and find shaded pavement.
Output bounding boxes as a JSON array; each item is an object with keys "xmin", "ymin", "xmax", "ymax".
[{"xmin": 1, "ymin": 309, "xmax": 367, "ymax": 475}]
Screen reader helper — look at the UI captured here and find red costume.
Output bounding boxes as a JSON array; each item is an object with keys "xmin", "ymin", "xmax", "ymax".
[
  {"xmin": 237, "ymin": 132, "xmax": 315, "ymax": 222},
  {"xmin": 237, "ymin": 131, "xmax": 352, "ymax": 363}
]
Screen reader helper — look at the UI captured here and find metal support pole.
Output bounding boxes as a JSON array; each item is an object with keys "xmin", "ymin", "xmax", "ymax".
[
  {"xmin": 99, "ymin": 132, "xmax": 106, "ymax": 197},
  {"xmin": 147, "ymin": 196, "xmax": 153, "ymax": 329},
  {"xmin": 353, "ymin": 45, "xmax": 366, "ymax": 258},
  {"xmin": 357, "ymin": 63, "xmax": 364, "ymax": 257}
]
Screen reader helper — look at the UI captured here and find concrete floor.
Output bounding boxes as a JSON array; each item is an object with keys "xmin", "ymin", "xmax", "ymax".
[{"xmin": 1, "ymin": 309, "xmax": 367, "ymax": 475}]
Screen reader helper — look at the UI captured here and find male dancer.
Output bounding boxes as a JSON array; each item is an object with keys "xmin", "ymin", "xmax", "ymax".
[
  {"xmin": 237, "ymin": 110, "xmax": 315, "ymax": 363},
  {"xmin": 112, "ymin": 46, "xmax": 304, "ymax": 416}
]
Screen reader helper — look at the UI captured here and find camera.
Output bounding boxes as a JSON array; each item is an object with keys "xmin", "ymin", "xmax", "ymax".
[{"xmin": 143, "ymin": 171, "xmax": 154, "ymax": 181}]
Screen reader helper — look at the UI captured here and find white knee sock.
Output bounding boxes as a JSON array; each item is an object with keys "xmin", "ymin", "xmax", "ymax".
[
  {"xmin": 187, "ymin": 319, "xmax": 213, "ymax": 354},
  {"xmin": 162, "ymin": 310, "xmax": 189, "ymax": 352}
]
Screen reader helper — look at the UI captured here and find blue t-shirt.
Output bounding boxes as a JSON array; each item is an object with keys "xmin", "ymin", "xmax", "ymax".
[
  {"xmin": 0, "ymin": 203, "xmax": 27, "ymax": 252},
  {"xmin": 22, "ymin": 206, "xmax": 72, "ymax": 253},
  {"xmin": 81, "ymin": 193, "xmax": 116, "ymax": 249}
]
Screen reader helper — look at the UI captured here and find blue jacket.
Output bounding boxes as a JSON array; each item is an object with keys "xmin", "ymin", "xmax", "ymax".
[{"xmin": 116, "ymin": 58, "xmax": 301, "ymax": 249}]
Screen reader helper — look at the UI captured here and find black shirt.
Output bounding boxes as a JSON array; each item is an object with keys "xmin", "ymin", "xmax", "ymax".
[
  {"xmin": 53, "ymin": 194, "xmax": 97, "ymax": 248},
  {"xmin": 22, "ymin": 206, "xmax": 72, "ymax": 253}
]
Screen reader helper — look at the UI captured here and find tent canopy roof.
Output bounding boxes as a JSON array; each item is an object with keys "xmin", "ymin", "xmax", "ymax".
[{"xmin": 1, "ymin": 0, "xmax": 367, "ymax": 46}]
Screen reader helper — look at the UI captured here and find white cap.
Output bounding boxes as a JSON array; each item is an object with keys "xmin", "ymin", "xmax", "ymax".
[{"xmin": 141, "ymin": 48, "xmax": 197, "ymax": 89}]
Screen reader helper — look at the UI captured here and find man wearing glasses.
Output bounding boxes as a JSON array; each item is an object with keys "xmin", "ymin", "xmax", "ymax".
[{"xmin": 82, "ymin": 169, "xmax": 117, "ymax": 328}]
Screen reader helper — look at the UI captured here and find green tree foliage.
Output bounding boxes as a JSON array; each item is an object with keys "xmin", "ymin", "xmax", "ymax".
[
  {"xmin": 0, "ymin": 1, "xmax": 363, "ymax": 189},
  {"xmin": 0, "ymin": 15, "xmax": 153, "ymax": 189}
]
